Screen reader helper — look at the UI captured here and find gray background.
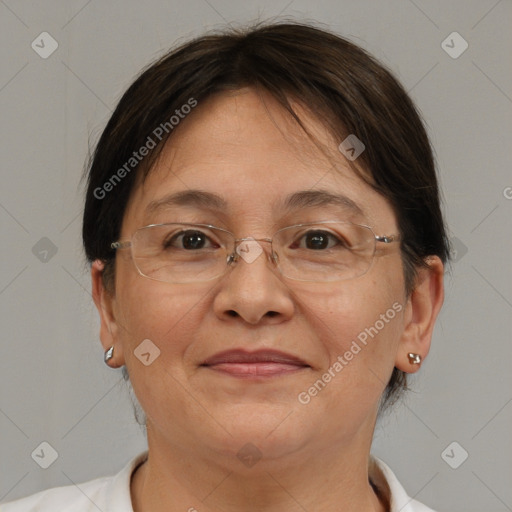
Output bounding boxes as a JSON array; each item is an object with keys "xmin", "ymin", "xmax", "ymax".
[{"xmin": 0, "ymin": 1, "xmax": 511, "ymax": 510}]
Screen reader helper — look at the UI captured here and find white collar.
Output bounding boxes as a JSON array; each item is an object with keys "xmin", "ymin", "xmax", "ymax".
[
  {"xmin": 105, "ymin": 452, "xmax": 435, "ymax": 512},
  {"xmin": 371, "ymin": 457, "xmax": 436, "ymax": 511}
]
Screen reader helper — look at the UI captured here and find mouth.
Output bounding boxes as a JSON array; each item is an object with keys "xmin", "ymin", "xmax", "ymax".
[{"xmin": 200, "ymin": 349, "xmax": 310, "ymax": 378}]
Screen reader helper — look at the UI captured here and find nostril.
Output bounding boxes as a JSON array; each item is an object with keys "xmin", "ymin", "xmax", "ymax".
[
  {"xmin": 266, "ymin": 311, "xmax": 279, "ymax": 317},
  {"xmin": 227, "ymin": 310, "xmax": 238, "ymax": 317}
]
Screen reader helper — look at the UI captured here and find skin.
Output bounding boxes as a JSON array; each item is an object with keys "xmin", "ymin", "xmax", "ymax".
[{"xmin": 92, "ymin": 88, "xmax": 444, "ymax": 512}]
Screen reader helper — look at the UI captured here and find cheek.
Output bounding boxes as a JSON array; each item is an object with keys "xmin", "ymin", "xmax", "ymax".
[
  {"xmin": 305, "ymin": 276, "xmax": 402, "ymax": 343},
  {"xmin": 113, "ymin": 275, "xmax": 213, "ymax": 422},
  {"xmin": 290, "ymin": 284, "xmax": 405, "ymax": 442},
  {"xmin": 299, "ymin": 274, "xmax": 405, "ymax": 393},
  {"xmin": 114, "ymin": 268, "xmax": 208, "ymax": 365}
]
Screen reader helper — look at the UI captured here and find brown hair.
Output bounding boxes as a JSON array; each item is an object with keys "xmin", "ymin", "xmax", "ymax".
[{"xmin": 82, "ymin": 20, "xmax": 450, "ymax": 411}]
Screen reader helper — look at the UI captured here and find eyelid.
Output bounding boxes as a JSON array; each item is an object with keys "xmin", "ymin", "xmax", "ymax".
[
  {"xmin": 163, "ymin": 225, "xmax": 228, "ymax": 247},
  {"xmin": 292, "ymin": 226, "xmax": 340, "ymax": 238}
]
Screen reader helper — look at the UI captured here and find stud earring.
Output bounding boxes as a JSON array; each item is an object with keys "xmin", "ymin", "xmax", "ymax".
[
  {"xmin": 104, "ymin": 346, "xmax": 114, "ymax": 365},
  {"xmin": 407, "ymin": 353, "xmax": 422, "ymax": 365}
]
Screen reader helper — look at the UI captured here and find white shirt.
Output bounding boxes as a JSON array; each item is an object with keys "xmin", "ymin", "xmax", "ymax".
[{"xmin": 0, "ymin": 452, "xmax": 436, "ymax": 511}]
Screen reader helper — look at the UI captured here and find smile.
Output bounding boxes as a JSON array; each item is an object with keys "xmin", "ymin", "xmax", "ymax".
[{"xmin": 200, "ymin": 349, "xmax": 310, "ymax": 378}]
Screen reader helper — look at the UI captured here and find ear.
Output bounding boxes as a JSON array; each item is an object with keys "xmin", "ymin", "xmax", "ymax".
[
  {"xmin": 91, "ymin": 260, "xmax": 125, "ymax": 368},
  {"xmin": 395, "ymin": 256, "xmax": 444, "ymax": 373}
]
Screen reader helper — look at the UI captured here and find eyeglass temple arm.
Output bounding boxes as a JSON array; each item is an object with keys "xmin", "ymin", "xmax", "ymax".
[
  {"xmin": 375, "ymin": 234, "xmax": 401, "ymax": 244},
  {"xmin": 111, "ymin": 241, "xmax": 132, "ymax": 250}
]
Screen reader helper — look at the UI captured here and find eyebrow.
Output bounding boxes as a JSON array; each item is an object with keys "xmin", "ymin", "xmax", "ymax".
[
  {"xmin": 144, "ymin": 188, "xmax": 364, "ymax": 218},
  {"xmin": 145, "ymin": 190, "xmax": 228, "ymax": 217},
  {"xmin": 282, "ymin": 189, "xmax": 364, "ymax": 217}
]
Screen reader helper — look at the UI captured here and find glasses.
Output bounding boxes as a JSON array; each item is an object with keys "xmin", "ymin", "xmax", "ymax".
[{"xmin": 110, "ymin": 221, "xmax": 401, "ymax": 284}]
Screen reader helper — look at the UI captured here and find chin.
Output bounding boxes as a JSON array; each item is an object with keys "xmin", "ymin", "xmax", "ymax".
[{"xmin": 203, "ymin": 403, "xmax": 314, "ymax": 464}]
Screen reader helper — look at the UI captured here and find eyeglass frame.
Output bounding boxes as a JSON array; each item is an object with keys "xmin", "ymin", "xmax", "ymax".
[{"xmin": 110, "ymin": 220, "xmax": 402, "ymax": 284}]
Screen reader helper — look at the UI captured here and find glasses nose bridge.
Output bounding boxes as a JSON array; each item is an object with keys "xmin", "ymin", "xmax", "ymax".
[{"xmin": 234, "ymin": 236, "xmax": 273, "ymax": 244}]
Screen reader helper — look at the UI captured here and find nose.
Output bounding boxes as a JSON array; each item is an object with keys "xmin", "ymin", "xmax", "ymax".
[{"xmin": 212, "ymin": 238, "xmax": 295, "ymax": 325}]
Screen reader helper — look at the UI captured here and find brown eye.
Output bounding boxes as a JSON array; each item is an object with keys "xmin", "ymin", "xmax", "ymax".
[
  {"xmin": 297, "ymin": 230, "xmax": 344, "ymax": 250},
  {"xmin": 164, "ymin": 230, "xmax": 215, "ymax": 250}
]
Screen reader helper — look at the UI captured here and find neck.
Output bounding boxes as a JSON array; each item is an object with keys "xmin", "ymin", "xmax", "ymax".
[{"xmin": 131, "ymin": 426, "xmax": 387, "ymax": 512}]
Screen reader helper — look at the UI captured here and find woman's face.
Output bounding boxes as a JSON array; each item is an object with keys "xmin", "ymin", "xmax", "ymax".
[{"xmin": 99, "ymin": 88, "xmax": 420, "ymax": 466}]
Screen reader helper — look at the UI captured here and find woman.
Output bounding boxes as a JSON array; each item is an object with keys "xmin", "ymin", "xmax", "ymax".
[{"xmin": 2, "ymin": 21, "xmax": 447, "ymax": 512}]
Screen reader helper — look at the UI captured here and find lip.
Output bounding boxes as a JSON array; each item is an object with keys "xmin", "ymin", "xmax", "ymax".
[{"xmin": 200, "ymin": 349, "xmax": 310, "ymax": 378}]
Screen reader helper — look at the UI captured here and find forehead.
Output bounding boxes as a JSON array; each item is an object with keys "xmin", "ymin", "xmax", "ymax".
[{"xmin": 123, "ymin": 89, "xmax": 396, "ymax": 231}]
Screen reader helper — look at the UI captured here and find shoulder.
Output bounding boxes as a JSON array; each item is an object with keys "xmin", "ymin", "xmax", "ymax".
[
  {"xmin": 0, "ymin": 477, "xmax": 110, "ymax": 512},
  {"xmin": 371, "ymin": 456, "xmax": 437, "ymax": 512},
  {"xmin": 0, "ymin": 452, "xmax": 148, "ymax": 512}
]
